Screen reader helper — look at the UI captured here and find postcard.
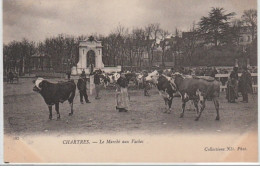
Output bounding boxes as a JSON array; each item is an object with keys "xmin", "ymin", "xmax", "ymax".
[{"xmin": 2, "ymin": 0, "xmax": 258, "ymax": 164}]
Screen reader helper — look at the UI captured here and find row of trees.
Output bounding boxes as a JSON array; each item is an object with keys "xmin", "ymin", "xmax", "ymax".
[{"xmin": 3, "ymin": 8, "xmax": 257, "ymax": 74}]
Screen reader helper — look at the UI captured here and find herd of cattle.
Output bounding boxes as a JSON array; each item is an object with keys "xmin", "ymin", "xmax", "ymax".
[{"xmin": 32, "ymin": 69, "xmax": 221, "ymax": 122}]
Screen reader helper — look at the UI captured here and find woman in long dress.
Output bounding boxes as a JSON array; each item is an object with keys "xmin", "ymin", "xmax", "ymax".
[{"xmin": 115, "ymin": 73, "xmax": 130, "ymax": 112}]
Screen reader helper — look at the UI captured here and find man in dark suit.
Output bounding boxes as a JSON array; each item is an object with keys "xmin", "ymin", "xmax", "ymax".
[
  {"xmin": 77, "ymin": 75, "xmax": 91, "ymax": 104},
  {"xmin": 239, "ymin": 66, "xmax": 252, "ymax": 103},
  {"xmin": 94, "ymin": 70, "xmax": 101, "ymax": 99}
]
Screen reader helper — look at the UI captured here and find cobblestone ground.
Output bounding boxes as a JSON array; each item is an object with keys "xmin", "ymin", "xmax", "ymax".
[{"xmin": 4, "ymin": 78, "xmax": 258, "ymax": 136}]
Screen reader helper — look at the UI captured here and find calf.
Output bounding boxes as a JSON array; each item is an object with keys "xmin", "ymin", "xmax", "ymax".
[{"xmin": 33, "ymin": 78, "xmax": 76, "ymax": 120}]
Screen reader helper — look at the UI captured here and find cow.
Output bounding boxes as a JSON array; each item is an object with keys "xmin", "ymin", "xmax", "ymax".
[
  {"xmin": 136, "ymin": 73, "xmax": 144, "ymax": 89},
  {"xmin": 33, "ymin": 78, "xmax": 76, "ymax": 120},
  {"xmin": 108, "ymin": 72, "xmax": 120, "ymax": 85},
  {"xmin": 99, "ymin": 72, "xmax": 110, "ymax": 88},
  {"xmin": 172, "ymin": 73, "xmax": 220, "ymax": 121},
  {"xmin": 145, "ymin": 70, "xmax": 179, "ymax": 113}
]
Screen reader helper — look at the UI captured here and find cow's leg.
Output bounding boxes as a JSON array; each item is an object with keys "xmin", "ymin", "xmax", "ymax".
[
  {"xmin": 69, "ymin": 101, "xmax": 73, "ymax": 116},
  {"xmin": 163, "ymin": 98, "xmax": 168, "ymax": 113},
  {"xmin": 195, "ymin": 99, "xmax": 206, "ymax": 121},
  {"xmin": 213, "ymin": 98, "xmax": 220, "ymax": 121},
  {"xmin": 167, "ymin": 97, "xmax": 173, "ymax": 114},
  {"xmin": 48, "ymin": 106, "xmax": 52, "ymax": 120},
  {"xmin": 180, "ymin": 100, "xmax": 186, "ymax": 118},
  {"xmin": 193, "ymin": 100, "xmax": 199, "ymax": 114},
  {"xmin": 55, "ymin": 103, "xmax": 60, "ymax": 120},
  {"xmin": 68, "ymin": 90, "xmax": 75, "ymax": 116}
]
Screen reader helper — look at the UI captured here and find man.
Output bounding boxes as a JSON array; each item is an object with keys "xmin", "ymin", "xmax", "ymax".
[
  {"xmin": 80, "ymin": 70, "xmax": 86, "ymax": 78},
  {"xmin": 90, "ymin": 64, "xmax": 94, "ymax": 75},
  {"xmin": 116, "ymin": 72, "xmax": 129, "ymax": 112},
  {"xmin": 143, "ymin": 71, "xmax": 150, "ymax": 96},
  {"xmin": 210, "ymin": 67, "xmax": 218, "ymax": 78},
  {"xmin": 239, "ymin": 66, "xmax": 252, "ymax": 103},
  {"xmin": 227, "ymin": 67, "xmax": 239, "ymax": 103},
  {"xmin": 77, "ymin": 74, "xmax": 91, "ymax": 104},
  {"xmin": 66, "ymin": 70, "xmax": 71, "ymax": 80},
  {"xmin": 94, "ymin": 70, "xmax": 101, "ymax": 99}
]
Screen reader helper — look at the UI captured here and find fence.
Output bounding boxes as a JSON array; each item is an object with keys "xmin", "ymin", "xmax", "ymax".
[{"xmin": 214, "ymin": 73, "xmax": 257, "ymax": 93}]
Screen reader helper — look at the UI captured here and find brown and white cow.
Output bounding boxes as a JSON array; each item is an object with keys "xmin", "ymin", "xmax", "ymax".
[
  {"xmin": 145, "ymin": 70, "xmax": 179, "ymax": 113},
  {"xmin": 172, "ymin": 73, "xmax": 220, "ymax": 121}
]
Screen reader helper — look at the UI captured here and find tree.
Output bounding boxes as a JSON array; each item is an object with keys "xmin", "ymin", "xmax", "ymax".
[
  {"xmin": 145, "ymin": 23, "xmax": 161, "ymax": 68},
  {"xmin": 131, "ymin": 28, "xmax": 146, "ymax": 67},
  {"xmin": 199, "ymin": 7, "xmax": 235, "ymax": 46},
  {"xmin": 242, "ymin": 9, "xmax": 257, "ymax": 40},
  {"xmin": 181, "ymin": 24, "xmax": 199, "ymax": 66},
  {"xmin": 159, "ymin": 29, "xmax": 170, "ymax": 66}
]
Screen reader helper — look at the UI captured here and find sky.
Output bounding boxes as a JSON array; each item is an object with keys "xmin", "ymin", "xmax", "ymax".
[{"xmin": 2, "ymin": 0, "xmax": 257, "ymax": 44}]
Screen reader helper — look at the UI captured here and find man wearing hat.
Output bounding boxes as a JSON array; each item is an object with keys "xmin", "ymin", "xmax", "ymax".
[
  {"xmin": 115, "ymin": 71, "xmax": 129, "ymax": 112},
  {"xmin": 94, "ymin": 70, "xmax": 101, "ymax": 99},
  {"xmin": 227, "ymin": 66, "xmax": 239, "ymax": 103},
  {"xmin": 80, "ymin": 69, "xmax": 86, "ymax": 78},
  {"xmin": 143, "ymin": 70, "xmax": 150, "ymax": 96},
  {"xmin": 77, "ymin": 73, "xmax": 91, "ymax": 104},
  {"xmin": 239, "ymin": 66, "xmax": 252, "ymax": 103}
]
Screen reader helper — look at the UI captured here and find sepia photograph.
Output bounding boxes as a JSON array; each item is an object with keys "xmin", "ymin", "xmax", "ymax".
[{"xmin": 1, "ymin": 0, "xmax": 258, "ymax": 164}]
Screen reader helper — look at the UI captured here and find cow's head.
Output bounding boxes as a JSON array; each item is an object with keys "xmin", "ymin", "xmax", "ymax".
[
  {"xmin": 33, "ymin": 78, "xmax": 45, "ymax": 92},
  {"xmin": 145, "ymin": 70, "xmax": 159, "ymax": 84},
  {"xmin": 113, "ymin": 73, "xmax": 120, "ymax": 81}
]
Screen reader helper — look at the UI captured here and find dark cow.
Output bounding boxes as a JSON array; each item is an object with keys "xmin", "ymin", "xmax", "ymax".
[
  {"xmin": 172, "ymin": 73, "xmax": 220, "ymax": 121},
  {"xmin": 33, "ymin": 78, "xmax": 76, "ymax": 120},
  {"xmin": 145, "ymin": 70, "xmax": 179, "ymax": 113}
]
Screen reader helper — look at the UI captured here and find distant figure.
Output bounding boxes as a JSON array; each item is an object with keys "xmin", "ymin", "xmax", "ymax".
[
  {"xmin": 66, "ymin": 70, "xmax": 71, "ymax": 80},
  {"xmin": 179, "ymin": 66, "xmax": 185, "ymax": 74},
  {"xmin": 94, "ymin": 70, "xmax": 101, "ymax": 99},
  {"xmin": 90, "ymin": 64, "xmax": 94, "ymax": 75},
  {"xmin": 77, "ymin": 74, "xmax": 91, "ymax": 104},
  {"xmin": 116, "ymin": 72, "xmax": 129, "ymax": 112},
  {"xmin": 7, "ymin": 71, "xmax": 14, "ymax": 83},
  {"xmin": 226, "ymin": 67, "xmax": 239, "ymax": 103},
  {"xmin": 80, "ymin": 70, "xmax": 86, "ymax": 78},
  {"xmin": 210, "ymin": 67, "xmax": 218, "ymax": 78},
  {"xmin": 239, "ymin": 66, "xmax": 252, "ymax": 103},
  {"xmin": 143, "ymin": 71, "xmax": 150, "ymax": 96}
]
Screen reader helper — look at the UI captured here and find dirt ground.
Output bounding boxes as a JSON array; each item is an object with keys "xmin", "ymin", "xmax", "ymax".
[
  {"xmin": 3, "ymin": 78, "xmax": 259, "ymax": 163},
  {"xmin": 4, "ymin": 78, "xmax": 258, "ymax": 136}
]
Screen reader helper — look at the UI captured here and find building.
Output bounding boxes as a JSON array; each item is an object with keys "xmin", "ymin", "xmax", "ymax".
[
  {"xmin": 239, "ymin": 26, "xmax": 253, "ymax": 46},
  {"xmin": 71, "ymin": 36, "xmax": 121, "ymax": 75}
]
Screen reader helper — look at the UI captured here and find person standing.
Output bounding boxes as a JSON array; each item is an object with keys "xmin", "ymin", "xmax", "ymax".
[
  {"xmin": 94, "ymin": 70, "xmax": 101, "ymax": 99},
  {"xmin": 227, "ymin": 67, "xmax": 239, "ymax": 103},
  {"xmin": 210, "ymin": 67, "xmax": 218, "ymax": 78},
  {"xmin": 143, "ymin": 71, "xmax": 150, "ymax": 96},
  {"xmin": 77, "ymin": 75, "xmax": 91, "ymax": 104},
  {"xmin": 239, "ymin": 66, "xmax": 253, "ymax": 103},
  {"xmin": 90, "ymin": 64, "xmax": 94, "ymax": 75},
  {"xmin": 80, "ymin": 70, "xmax": 86, "ymax": 78},
  {"xmin": 116, "ymin": 73, "xmax": 129, "ymax": 112},
  {"xmin": 66, "ymin": 70, "xmax": 71, "ymax": 80}
]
